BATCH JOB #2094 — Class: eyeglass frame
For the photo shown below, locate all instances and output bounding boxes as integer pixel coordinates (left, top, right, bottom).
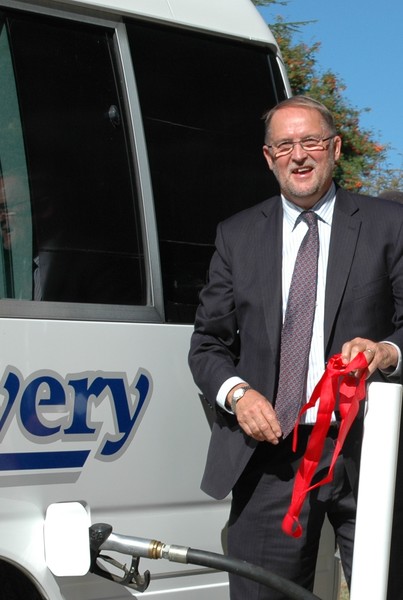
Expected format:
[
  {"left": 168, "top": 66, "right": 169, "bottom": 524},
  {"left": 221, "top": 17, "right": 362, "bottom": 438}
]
[{"left": 265, "top": 135, "right": 335, "bottom": 158}]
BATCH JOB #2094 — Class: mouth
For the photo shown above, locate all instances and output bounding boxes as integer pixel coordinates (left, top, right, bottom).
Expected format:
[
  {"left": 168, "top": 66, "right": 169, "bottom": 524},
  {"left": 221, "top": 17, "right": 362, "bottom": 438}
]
[{"left": 291, "top": 166, "right": 314, "bottom": 176}]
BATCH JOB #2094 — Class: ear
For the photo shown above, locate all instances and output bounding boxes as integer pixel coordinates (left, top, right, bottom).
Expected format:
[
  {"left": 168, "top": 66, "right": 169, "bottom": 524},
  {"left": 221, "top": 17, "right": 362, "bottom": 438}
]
[
  {"left": 333, "top": 136, "right": 342, "bottom": 161},
  {"left": 263, "top": 145, "right": 275, "bottom": 171}
]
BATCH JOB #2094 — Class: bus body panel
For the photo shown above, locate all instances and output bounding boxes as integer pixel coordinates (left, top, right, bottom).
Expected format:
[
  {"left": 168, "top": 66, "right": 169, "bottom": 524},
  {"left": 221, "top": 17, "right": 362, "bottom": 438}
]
[{"left": 0, "top": 318, "right": 230, "bottom": 597}]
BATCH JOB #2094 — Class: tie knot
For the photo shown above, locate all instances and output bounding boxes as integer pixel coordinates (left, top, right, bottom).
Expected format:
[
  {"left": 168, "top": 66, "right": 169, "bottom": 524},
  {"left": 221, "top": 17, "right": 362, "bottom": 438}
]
[{"left": 300, "top": 211, "right": 317, "bottom": 227}]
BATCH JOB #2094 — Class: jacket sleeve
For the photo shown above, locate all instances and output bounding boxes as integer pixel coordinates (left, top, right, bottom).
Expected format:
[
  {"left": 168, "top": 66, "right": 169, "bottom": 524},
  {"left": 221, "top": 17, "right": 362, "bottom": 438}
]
[{"left": 188, "top": 222, "right": 241, "bottom": 403}]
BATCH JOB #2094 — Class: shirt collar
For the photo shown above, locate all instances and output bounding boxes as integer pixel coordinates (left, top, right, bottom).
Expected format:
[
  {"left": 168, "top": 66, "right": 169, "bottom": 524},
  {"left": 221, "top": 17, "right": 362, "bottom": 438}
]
[{"left": 281, "top": 182, "right": 336, "bottom": 230}]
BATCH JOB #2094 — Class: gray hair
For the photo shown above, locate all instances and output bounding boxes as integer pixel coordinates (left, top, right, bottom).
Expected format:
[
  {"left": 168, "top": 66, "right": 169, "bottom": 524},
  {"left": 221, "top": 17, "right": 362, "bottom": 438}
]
[{"left": 263, "top": 96, "right": 337, "bottom": 144}]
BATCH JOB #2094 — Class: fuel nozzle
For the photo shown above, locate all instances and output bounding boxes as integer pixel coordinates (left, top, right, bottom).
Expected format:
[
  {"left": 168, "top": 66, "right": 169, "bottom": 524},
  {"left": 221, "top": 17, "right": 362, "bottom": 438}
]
[{"left": 89, "top": 523, "right": 152, "bottom": 592}]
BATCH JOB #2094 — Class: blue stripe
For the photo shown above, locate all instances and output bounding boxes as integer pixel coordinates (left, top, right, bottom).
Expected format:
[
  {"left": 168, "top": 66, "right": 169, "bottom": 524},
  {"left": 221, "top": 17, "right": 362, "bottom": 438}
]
[{"left": 0, "top": 451, "right": 90, "bottom": 471}]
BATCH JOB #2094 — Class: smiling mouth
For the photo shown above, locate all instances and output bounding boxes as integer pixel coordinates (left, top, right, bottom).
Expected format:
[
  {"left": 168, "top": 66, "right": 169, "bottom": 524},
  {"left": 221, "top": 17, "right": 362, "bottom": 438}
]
[{"left": 292, "top": 166, "right": 314, "bottom": 175}]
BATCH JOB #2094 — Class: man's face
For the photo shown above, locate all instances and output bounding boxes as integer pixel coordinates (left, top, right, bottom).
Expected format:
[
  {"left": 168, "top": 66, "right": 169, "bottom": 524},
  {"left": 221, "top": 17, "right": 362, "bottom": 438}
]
[{"left": 263, "top": 106, "right": 342, "bottom": 209}]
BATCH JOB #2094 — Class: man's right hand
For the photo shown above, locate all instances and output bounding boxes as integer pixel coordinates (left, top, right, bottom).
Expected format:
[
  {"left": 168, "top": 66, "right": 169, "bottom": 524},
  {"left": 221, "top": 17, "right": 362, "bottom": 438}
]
[{"left": 228, "top": 387, "right": 283, "bottom": 444}]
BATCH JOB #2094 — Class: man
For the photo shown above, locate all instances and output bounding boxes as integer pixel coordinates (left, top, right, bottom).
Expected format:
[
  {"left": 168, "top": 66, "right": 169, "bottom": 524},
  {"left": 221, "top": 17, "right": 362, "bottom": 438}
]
[{"left": 188, "top": 95, "right": 403, "bottom": 599}]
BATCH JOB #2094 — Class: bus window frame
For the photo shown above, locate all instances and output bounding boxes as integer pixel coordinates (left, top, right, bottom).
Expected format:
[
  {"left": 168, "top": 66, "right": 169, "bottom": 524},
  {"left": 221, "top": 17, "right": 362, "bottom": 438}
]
[{"left": 0, "top": 6, "right": 165, "bottom": 324}]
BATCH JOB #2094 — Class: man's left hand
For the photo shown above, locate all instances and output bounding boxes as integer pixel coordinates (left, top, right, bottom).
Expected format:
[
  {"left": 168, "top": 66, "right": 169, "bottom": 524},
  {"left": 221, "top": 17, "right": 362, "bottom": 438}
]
[{"left": 341, "top": 337, "right": 398, "bottom": 377}]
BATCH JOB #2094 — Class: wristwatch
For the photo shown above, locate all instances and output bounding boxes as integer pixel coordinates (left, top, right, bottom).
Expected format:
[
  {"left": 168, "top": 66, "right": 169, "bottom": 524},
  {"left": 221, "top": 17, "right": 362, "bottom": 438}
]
[{"left": 230, "top": 385, "right": 251, "bottom": 413}]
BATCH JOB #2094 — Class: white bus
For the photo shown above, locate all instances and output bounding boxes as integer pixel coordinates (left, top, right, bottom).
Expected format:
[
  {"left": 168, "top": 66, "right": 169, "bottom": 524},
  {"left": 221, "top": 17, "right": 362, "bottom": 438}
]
[{"left": 0, "top": 0, "right": 338, "bottom": 598}]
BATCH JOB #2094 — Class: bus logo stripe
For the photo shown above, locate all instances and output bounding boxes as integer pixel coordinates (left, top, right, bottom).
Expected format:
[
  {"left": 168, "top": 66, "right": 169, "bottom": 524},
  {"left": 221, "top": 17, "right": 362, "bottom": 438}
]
[{"left": 0, "top": 451, "right": 90, "bottom": 471}]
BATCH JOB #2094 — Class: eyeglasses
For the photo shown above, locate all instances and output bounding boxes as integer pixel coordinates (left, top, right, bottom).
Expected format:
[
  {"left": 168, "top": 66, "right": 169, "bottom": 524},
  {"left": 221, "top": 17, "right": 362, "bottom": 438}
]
[{"left": 266, "top": 136, "right": 335, "bottom": 158}]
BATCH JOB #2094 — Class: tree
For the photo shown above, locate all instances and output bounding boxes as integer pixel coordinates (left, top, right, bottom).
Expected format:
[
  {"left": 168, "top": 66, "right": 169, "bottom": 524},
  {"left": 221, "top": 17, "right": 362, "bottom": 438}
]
[{"left": 252, "top": 0, "right": 403, "bottom": 195}]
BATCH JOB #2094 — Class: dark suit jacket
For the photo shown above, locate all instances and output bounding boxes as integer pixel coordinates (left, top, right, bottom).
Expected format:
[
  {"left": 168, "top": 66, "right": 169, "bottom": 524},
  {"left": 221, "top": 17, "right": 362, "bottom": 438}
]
[{"left": 189, "top": 186, "right": 403, "bottom": 500}]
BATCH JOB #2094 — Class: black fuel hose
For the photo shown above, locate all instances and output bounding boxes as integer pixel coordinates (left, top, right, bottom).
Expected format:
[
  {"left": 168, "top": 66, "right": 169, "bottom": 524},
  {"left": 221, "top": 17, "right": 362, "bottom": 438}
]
[
  {"left": 186, "top": 547, "right": 321, "bottom": 600},
  {"left": 90, "top": 524, "right": 323, "bottom": 600}
]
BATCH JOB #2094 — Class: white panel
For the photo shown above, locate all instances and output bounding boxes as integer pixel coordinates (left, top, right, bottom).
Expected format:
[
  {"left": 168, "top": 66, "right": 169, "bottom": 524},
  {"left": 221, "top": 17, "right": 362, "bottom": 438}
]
[
  {"left": 351, "top": 382, "right": 402, "bottom": 600},
  {"left": 45, "top": 502, "right": 91, "bottom": 576}
]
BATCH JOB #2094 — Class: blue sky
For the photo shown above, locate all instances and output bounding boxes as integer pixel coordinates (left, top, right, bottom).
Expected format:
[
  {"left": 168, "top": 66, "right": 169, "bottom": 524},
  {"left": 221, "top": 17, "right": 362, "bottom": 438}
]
[{"left": 257, "top": 1, "right": 403, "bottom": 171}]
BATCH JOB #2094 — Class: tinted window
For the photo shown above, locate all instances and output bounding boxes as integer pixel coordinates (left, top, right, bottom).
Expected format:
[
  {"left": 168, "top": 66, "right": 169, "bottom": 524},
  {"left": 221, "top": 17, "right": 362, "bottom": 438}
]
[
  {"left": 0, "top": 13, "right": 146, "bottom": 307},
  {"left": 127, "top": 22, "right": 285, "bottom": 323}
]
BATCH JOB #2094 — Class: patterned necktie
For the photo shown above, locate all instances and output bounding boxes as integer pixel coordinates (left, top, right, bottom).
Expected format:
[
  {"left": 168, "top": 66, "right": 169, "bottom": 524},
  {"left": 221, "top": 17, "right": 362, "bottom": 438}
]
[{"left": 275, "top": 211, "right": 319, "bottom": 438}]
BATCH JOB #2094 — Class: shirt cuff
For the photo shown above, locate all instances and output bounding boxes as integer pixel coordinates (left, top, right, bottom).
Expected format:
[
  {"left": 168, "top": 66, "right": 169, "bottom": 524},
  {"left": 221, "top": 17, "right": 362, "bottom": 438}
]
[
  {"left": 216, "top": 376, "right": 247, "bottom": 412},
  {"left": 380, "top": 341, "right": 402, "bottom": 377}
]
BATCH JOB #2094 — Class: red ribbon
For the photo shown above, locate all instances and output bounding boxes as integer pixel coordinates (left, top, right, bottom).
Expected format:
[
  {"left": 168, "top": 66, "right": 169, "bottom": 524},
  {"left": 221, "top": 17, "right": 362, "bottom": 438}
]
[{"left": 282, "top": 352, "right": 368, "bottom": 538}]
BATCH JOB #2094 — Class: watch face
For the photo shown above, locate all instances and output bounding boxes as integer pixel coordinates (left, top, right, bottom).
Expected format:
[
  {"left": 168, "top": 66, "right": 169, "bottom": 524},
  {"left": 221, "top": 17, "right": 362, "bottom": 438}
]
[
  {"left": 233, "top": 389, "right": 245, "bottom": 401},
  {"left": 231, "top": 386, "right": 250, "bottom": 412}
]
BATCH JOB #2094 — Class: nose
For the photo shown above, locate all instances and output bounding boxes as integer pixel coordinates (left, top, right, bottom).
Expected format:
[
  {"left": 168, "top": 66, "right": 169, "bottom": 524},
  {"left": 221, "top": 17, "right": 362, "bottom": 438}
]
[{"left": 290, "top": 141, "right": 308, "bottom": 160}]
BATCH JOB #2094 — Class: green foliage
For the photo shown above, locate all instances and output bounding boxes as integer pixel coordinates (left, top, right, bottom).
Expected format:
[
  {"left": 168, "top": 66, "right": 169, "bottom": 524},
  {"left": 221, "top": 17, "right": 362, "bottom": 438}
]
[{"left": 252, "top": 0, "right": 403, "bottom": 195}]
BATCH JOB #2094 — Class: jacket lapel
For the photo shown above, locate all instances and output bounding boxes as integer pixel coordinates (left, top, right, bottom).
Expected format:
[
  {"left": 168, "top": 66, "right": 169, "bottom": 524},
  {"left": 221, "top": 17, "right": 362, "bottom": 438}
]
[
  {"left": 324, "top": 188, "right": 361, "bottom": 351},
  {"left": 257, "top": 197, "right": 283, "bottom": 360}
]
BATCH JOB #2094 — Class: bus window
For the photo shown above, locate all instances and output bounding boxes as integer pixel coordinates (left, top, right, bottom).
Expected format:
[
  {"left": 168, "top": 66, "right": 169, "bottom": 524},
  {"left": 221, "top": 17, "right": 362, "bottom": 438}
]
[
  {"left": 127, "top": 21, "right": 285, "bottom": 323},
  {"left": 0, "top": 12, "right": 146, "bottom": 307},
  {"left": 0, "top": 19, "right": 32, "bottom": 300}
]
